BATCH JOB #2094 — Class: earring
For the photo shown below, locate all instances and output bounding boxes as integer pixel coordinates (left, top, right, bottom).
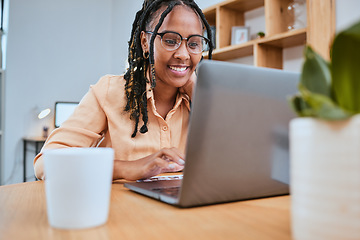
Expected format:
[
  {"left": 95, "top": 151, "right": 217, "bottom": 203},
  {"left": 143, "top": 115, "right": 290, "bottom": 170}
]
[{"left": 143, "top": 51, "right": 149, "bottom": 59}]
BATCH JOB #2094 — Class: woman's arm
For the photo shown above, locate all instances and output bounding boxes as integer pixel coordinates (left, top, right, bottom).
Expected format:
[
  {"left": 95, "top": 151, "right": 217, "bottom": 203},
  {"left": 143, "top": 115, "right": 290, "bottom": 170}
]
[{"left": 113, "top": 147, "right": 185, "bottom": 181}]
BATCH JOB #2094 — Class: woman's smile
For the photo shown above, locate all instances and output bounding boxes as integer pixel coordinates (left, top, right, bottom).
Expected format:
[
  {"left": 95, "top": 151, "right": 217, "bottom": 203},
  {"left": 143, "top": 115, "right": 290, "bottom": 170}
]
[{"left": 168, "top": 65, "right": 190, "bottom": 77}]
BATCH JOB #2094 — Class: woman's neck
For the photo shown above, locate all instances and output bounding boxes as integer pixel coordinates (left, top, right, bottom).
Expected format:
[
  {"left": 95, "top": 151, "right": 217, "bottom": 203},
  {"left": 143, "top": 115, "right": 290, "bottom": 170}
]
[{"left": 153, "top": 82, "right": 178, "bottom": 119}]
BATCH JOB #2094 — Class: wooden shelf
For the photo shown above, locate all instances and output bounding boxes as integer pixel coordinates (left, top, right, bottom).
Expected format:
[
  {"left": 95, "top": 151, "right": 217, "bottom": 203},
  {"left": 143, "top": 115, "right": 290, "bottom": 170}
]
[
  {"left": 257, "top": 28, "right": 307, "bottom": 48},
  {"left": 205, "top": 40, "right": 254, "bottom": 60},
  {"left": 203, "top": 0, "right": 264, "bottom": 14},
  {"left": 202, "top": 0, "right": 335, "bottom": 69},
  {"left": 203, "top": 8, "right": 216, "bottom": 25},
  {"left": 204, "top": 28, "right": 306, "bottom": 61}
]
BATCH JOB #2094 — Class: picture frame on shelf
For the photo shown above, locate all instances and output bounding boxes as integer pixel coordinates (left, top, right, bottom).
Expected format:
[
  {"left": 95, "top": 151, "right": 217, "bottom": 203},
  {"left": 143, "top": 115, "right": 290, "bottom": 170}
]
[{"left": 231, "top": 26, "right": 249, "bottom": 45}]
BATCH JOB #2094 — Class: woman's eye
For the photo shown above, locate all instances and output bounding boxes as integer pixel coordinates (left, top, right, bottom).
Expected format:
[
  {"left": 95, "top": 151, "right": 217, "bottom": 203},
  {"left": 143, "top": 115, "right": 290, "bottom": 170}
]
[
  {"left": 164, "top": 39, "right": 177, "bottom": 45},
  {"left": 188, "top": 42, "right": 200, "bottom": 48}
]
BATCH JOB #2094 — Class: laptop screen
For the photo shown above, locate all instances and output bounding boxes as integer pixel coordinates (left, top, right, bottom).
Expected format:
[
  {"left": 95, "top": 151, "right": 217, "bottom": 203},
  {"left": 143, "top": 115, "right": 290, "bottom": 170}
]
[{"left": 54, "top": 101, "right": 79, "bottom": 128}]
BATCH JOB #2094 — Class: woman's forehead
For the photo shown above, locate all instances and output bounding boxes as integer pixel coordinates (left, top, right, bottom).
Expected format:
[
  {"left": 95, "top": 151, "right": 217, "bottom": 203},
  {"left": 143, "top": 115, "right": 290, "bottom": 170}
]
[{"left": 147, "top": 5, "right": 203, "bottom": 32}]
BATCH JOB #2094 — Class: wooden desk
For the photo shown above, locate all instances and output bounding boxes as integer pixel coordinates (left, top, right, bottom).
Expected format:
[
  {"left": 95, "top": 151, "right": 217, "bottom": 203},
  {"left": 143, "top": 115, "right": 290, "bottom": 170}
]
[{"left": 0, "top": 181, "right": 291, "bottom": 240}]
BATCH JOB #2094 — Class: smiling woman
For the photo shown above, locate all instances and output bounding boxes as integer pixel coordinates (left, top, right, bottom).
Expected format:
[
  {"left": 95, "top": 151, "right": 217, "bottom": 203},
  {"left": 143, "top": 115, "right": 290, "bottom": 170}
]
[
  {"left": 33, "top": 0, "right": 214, "bottom": 182},
  {"left": 125, "top": 0, "right": 213, "bottom": 137}
]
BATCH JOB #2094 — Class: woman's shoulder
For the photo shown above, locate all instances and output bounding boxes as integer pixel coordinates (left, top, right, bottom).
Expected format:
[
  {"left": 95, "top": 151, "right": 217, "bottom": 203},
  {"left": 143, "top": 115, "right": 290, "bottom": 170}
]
[
  {"left": 91, "top": 74, "right": 127, "bottom": 106},
  {"left": 93, "top": 74, "right": 126, "bottom": 89},
  {"left": 92, "top": 74, "right": 126, "bottom": 95}
]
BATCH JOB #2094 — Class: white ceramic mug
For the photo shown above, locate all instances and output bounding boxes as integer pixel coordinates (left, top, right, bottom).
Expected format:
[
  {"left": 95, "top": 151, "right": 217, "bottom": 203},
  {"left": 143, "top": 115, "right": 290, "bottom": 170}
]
[{"left": 43, "top": 147, "right": 114, "bottom": 229}]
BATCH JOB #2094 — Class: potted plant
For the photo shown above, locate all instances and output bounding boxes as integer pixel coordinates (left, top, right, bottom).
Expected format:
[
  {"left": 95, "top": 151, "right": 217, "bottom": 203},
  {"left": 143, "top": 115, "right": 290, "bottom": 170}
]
[
  {"left": 256, "top": 31, "right": 265, "bottom": 39},
  {"left": 289, "top": 20, "right": 360, "bottom": 239}
]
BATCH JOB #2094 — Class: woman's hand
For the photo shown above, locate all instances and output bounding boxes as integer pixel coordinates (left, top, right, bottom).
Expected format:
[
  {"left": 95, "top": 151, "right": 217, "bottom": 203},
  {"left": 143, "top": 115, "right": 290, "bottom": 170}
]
[
  {"left": 113, "top": 147, "right": 185, "bottom": 181},
  {"left": 179, "top": 71, "right": 197, "bottom": 99}
]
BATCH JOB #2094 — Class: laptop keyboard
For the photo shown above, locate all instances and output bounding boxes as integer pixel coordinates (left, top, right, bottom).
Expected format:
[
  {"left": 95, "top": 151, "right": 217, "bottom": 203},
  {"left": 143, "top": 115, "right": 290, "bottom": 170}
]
[
  {"left": 135, "top": 175, "right": 183, "bottom": 198},
  {"left": 136, "top": 174, "right": 183, "bottom": 182},
  {"left": 151, "top": 186, "right": 180, "bottom": 198}
]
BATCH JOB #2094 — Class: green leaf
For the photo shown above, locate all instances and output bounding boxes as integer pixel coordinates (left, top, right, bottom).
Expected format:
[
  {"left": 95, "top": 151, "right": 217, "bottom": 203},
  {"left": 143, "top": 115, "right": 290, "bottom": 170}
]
[
  {"left": 289, "top": 94, "right": 314, "bottom": 117},
  {"left": 332, "top": 21, "right": 360, "bottom": 113},
  {"left": 301, "top": 46, "right": 332, "bottom": 97},
  {"left": 298, "top": 83, "right": 350, "bottom": 120}
]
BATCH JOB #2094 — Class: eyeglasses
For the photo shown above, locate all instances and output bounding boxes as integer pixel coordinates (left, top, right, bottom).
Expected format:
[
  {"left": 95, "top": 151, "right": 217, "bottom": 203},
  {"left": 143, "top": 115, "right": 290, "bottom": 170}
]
[{"left": 145, "top": 31, "right": 210, "bottom": 54}]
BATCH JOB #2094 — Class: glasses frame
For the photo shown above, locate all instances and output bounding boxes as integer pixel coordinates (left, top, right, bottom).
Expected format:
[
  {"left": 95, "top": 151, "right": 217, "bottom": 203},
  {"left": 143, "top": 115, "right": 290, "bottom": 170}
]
[{"left": 145, "top": 30, "right": 210, "bottom": 54}]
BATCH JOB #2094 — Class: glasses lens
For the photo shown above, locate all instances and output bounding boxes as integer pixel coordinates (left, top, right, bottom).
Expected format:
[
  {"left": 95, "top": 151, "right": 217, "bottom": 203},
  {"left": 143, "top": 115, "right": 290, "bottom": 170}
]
[
  {"left": 161, "top": 32, "right": 181, "bottom": 51},
  {"left": 160, "top": 32, "right": 208, "bottom": 54},
  {"left": 187, "top": 36, "right": 207, "bottom": 54}
]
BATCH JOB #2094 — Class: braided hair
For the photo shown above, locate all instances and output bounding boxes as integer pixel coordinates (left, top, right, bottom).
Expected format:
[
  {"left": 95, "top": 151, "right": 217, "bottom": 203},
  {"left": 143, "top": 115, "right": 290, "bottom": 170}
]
[{"left": 124, "top": 0, "right": 214, "bottom": 137}]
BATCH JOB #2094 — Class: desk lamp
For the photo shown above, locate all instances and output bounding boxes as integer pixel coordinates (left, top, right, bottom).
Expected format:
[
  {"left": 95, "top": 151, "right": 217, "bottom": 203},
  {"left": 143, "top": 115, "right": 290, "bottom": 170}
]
[{"left": 37, "top": 108, "right": 51, "bottom": 138}]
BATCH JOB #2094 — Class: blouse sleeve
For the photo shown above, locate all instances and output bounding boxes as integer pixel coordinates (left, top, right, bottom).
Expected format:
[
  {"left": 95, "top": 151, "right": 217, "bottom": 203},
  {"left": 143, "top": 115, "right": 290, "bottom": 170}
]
[{"left": 33, "top": 75, "right": 111, "bottom": 179}]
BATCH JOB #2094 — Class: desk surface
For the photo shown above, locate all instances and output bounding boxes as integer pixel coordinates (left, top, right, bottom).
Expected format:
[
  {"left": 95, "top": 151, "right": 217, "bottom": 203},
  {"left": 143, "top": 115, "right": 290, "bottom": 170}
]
[
  {"left": 0, "top": 180, "right": 291, "bottom": 240},
  {"left": 23, "top": 136, "right": 47, "bottom": 142}
]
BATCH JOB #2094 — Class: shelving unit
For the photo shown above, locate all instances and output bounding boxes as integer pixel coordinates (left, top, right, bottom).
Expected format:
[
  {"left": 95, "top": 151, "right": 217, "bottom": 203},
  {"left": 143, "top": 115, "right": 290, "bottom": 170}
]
[{"left": 203, "top": 0, "right": 335, "bottom": 69}]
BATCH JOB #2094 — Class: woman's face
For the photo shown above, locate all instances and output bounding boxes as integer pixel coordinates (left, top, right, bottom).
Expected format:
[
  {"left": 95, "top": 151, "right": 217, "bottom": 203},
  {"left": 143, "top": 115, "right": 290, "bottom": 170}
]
[{"left": 142, "top": 5, "right": 203, "bottom": 89}]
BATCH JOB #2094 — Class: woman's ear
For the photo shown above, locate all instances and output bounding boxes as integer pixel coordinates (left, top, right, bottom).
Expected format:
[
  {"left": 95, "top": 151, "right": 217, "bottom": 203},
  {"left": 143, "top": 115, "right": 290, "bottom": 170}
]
[{"left": 140, "top": 31, "right": 150, "bottom": 53}]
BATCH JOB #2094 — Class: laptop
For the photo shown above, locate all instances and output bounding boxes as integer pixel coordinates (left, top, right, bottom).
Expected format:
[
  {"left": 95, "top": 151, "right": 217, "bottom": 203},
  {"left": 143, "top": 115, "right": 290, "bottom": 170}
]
[{"left": 124, "top": 60, "right": 299, "bottom": 208}]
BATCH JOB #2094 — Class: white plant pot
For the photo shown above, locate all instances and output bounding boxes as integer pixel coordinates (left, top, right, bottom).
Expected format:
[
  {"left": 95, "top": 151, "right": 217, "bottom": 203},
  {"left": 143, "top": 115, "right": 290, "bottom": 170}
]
[{"left": 290, "top": 116, "right": 360, "bottom": 240}]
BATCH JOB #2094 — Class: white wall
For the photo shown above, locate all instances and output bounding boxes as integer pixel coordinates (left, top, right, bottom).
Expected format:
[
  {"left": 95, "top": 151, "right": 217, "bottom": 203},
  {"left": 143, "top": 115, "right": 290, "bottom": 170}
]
[
  {"left": 196, "top": 0, "right": 222, "bottom": 9},
  {"left": 336, "top": 0, "right": 360, "bottom": 32},
  {"left": 1, "top": 0, "right": 360, "bottom": 185}
]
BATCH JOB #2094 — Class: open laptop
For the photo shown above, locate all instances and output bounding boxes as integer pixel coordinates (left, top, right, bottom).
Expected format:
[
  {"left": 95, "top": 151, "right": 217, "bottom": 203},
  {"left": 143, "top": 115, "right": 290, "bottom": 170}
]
[{"left": 124, "top": 60, "right": 299, "bottom": 208}]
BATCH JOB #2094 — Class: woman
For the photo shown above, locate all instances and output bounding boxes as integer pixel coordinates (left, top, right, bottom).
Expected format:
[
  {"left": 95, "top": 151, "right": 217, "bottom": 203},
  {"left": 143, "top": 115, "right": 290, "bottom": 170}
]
[{"left": 33, "top": 0, "right": 214, "bottom": 181}]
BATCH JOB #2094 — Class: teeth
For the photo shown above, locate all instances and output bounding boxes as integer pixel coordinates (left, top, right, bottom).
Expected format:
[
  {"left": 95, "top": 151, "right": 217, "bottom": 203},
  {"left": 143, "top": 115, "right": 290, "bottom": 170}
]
[{"left": 169, "top": 66, "right": 187, "bottom": 72}]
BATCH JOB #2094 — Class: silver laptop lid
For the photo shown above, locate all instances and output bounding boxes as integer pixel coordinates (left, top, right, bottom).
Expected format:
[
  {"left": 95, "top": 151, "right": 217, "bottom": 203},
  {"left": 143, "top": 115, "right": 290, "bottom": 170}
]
[{"left": 178, "top": 60, "right": 299, "bottom": 207}]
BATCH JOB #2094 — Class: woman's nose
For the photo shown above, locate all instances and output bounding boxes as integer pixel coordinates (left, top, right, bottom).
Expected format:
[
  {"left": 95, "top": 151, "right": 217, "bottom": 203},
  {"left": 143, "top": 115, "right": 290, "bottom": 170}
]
[{"left": 173, "top": 41, "right": 190, "bottom": 60}]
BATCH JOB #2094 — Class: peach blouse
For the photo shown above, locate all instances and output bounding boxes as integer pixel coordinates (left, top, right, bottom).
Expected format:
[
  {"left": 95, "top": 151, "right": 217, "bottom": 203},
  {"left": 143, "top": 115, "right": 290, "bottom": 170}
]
[{"left": 33, "top": 75, "right": 191, "bottom": 179}]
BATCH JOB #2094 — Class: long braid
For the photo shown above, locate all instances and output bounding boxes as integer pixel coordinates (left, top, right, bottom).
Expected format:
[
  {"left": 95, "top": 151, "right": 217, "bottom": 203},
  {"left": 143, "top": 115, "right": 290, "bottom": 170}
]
[
  {"left": 124, "top": 0, "right": 214, "bottom": 138},
  {"left": 124, "top": 2, "right": 153, "bottom": 137},
  {"left": 135, "top": 0, "right": 169, "bottom": 135}
]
